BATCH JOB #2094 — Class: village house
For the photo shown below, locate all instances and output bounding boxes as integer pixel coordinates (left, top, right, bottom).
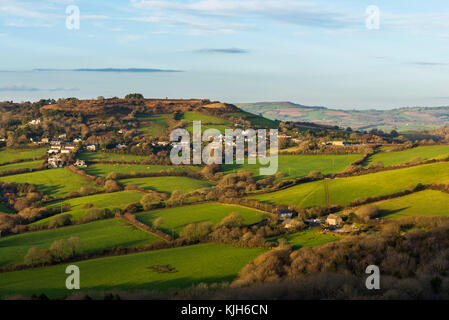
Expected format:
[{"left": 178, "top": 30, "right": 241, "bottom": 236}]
[
  {"left": 118, "top": 129, "right": 128, "bottom": 134},
  {"left": 47, "top": 155, "right": 63, "bottom": 168},
  {"left": 58, "top": 133, "right": 67, "bottom": 139},
  {"left": 50, "top": 140, "right": 61, "bottom": 146},
  {"left": 28, "top": 119, "right": 41, "bottom": 125},
  {"left": 326, "top": 214, "right": 343, "bottom": 226},
  {"left": 276, "top": 209, "right": 293, "bottom": 221},
  {"left": 86, "top": 144, "right": 97, "bottom": 151},
  {"left": 73, "top": 138, "right": 82, "bottom": 144},
  {"left": 40, "top": 138, "right": 49, "bottom": 144},
  {"left": 74, "top": 159, "right": 87, "bottom": 167},
  {"left": 116, "top": 143, "right": 127, "bottom": 149},
  {"left": 304, "top": 218, "right": 323, "bottom": 226}
]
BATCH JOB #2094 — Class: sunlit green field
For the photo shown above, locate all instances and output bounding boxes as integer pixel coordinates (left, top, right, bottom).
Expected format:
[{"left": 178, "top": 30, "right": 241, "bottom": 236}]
[
  {"left": 182, "top": 112, "right": 230, "bottom": 125},
  {"left": 0, "top": 160, "right": 43, "bottom": 173},
  {"left": 81, "top": 163, "right": 201, "bottom": 177},
  {"left": 34, "top": 190, "right": 145, "bottom": 224},
  {"left": 366, "top": 145, "right": 449, "bottom": 167},
  {"left": 185, "top": 124, "right": 230, "bottom": 134},
  {"left": 222, "top": 154, "right": 361, "bottom": 180},
  {"left": 0, "top": 168, "right": 102, "bottom": 199},
  {"left": 0, "top": 218, "right": 160, "bottom": 267},
  {"left": 0, "top": 148, "right": 46, "bottom": 164},
  {"left": 78, "top": 152, "right": 149, "bottom": 162},
  {"left": 137, "top": 202, "right": 266, "bottom": 237},
  {"left": 249, "top": 162, "right": 449, "bottom": 207},
  {"left": 137, "top": 114, "right": 171, "bottom": 136},
  {"left": 372, "top": 190, "right": 449, "bottom": 219},
  {"left": 119, "top": 176, "right": 212, "bottom": 194},
  {"left": 274, "top": 228, "right": 340, "bottom": 249},
  {"left": 0, "top": 244, "right": 265, "bottom": 298}
]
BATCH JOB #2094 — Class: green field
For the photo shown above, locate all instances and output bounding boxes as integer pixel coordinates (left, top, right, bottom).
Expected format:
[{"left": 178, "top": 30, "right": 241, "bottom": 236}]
[
  {"left": 0, "top": 168, "right": 102, "bottom": 199},
  {"left": 372, "top": 190, "right": 449, "bottom": 220},
  {"left": 0, "top": 203, "right": 13, "bottom": 213},
  {"left": 249, "top": 162, "right": 449, "bottom": 207},
  {"left": 0, "top": 160, "right": 43, "bottom": 173},
  {"left": 0, "top": 219, "right": 161, "bottom": 267},
  {"left": 226, "top": 111, "right": 278, "bottom": 128},
  {"left": 182, "top": 112, "right": 230, "bottom": 125},
  {"left": 81, "top": 163, "right": 201, "bottom": 178},
  {"left": 137, "top": 203, "right": 266, "bottom": 237},
  {"left": 366, "top": 145, "right": 449, "bottom": 167},
  {"left": 222, "top": 154, "right": 361, "bottom": 180},
  {"left": 119, "top": 176, "right": 212, "bottom": 194},
  {"left": 0, "top": 148, "right": 46, "bottom": 164},
  {"left": 34, "top": 190, "right": 145, "bottom": 224},
  {"left": 275, "top": 229, "right": 340, "bottom": 249},
  {"left": 78, "top": 152, "right": 149, "bottom": 162},
  {"left": 137, "top": 114, "right": 171, "bottom": 136},
  {"left": 186, "top": 124, "right": 230, "bottom": 134},
  {"left": 0, "top": 244, "right": 265, "bottom": 298}
]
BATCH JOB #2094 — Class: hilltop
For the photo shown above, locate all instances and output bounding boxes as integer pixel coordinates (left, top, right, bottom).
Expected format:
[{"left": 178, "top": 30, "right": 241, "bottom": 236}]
[{"left": 237, "top": 101, "right": 449, "bottom": 132}]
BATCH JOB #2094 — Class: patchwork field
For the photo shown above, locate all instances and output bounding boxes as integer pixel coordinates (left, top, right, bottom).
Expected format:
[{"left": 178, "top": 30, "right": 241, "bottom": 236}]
[
  {"left": 34, "top": 190, "right": 145, "bottom": 224},
  {"left": 81, "top": 163, "right": 201, "bottom": 178},
  {"left": 222, "top": 154, "right": 361, "bottom": 180},
  {"left": 185, "top": 124, "right": 230, "bottom": 134},
  {"left": 119, "top": 176, "right": 212, "bottom": 194},
  {"left": 137, "top": 114, "right": 171, "bottom": 136},
  {"left": 249, "top": 162, "right": 449, "bottom": 207},
  {"left": 0, "top": 148, "right": 46, "bottom": 164},
  {"left": 0, "top": 219, "right": 161, "bottom": 267},
  {"left": 0, "top": 168, "right": 102, "bottom": 199},
  {"left": 371, "top": 190, "right": 449, "bottom": 220},
  {"left": 136, "top": 203, "right": 266, "bottom": 237},
  {"left": 78, "top": 152, "right": 149, "bottom": 162},
  {"left": 275, "top": 228, "right": 340, "bottom": 250},
  {"left": 0, "top": 244, "right": 265, "bottom": 298},
  {"left": 0, "top": 160, "right": 43, "bottom": 173},
  {"left": 365, "top": 145, "right": 449, "bottom": 167}
]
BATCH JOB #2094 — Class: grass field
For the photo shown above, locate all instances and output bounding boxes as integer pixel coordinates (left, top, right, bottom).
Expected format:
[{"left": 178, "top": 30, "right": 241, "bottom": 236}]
[
  {"left": 81, "top": 163, "right": 201, "bottom": 177},
  {"left": 119, "top": 176, "right": 212, "bottom": 194},
  {"left": 0, "top": 203, "right": 13, "bottom": 213},
  {"left": 274, "top": 228, "right": 340, "bottom": 249},
  {"left": 185, "top": 124, "right": 230, "bottom": 134},
  {"left": 370, "top": 190, "right": 449, "bottom": 220},
  {"left": 137, "top": 114, "right": 171, "bottom": 136},
  {"left": 78, "top": 152, "right": 149, "bottom": 162},
  {"left": 0, "top": 160, "right": 43, "bottom": 173},
  {"left": 222, "top": 154, "right": 361, "bottom": 180},
  {"left": 249, "top": 162, "right": 449, "bottom": 207},
  {"left": 0, "top": 219, "right": 161, "bottom": 267},
  {"left": 365, "top": 145, "right": 449, "bottom": 167},
  {"left": 0, "top": 168, "right": 102, "bottom": 199},
  {"left": 182, "top": 112, "right": 230, "bottom": 125},
  {"left": 0, "top": 148, "right": 46, "bottom": 164},
  {"left": 0, "top": 244, "right": 265, "bottom": 298},
  {"left": 34, "top": 190, "right": 145, "bottom": 224},
  {"left": 137, "top": 203, "right": 266, "bottom": 237}
]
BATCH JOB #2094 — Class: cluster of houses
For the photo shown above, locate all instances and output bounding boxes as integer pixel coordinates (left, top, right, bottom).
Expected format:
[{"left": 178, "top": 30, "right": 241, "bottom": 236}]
[{"left": 38, "top": 136, "right": 84, "bottom": 168}]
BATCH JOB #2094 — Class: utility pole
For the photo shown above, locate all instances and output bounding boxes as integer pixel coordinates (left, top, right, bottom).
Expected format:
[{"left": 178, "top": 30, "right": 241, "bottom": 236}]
[{"left": 324, "top": 178, "right": 330, "bottom": 207}]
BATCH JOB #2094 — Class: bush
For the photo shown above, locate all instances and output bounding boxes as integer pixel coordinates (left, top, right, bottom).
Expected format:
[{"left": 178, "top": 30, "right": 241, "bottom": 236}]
[
  {"left": 218, "top": 212, "right": 244, "bottom": 228},
  {"left": 355, "top": 206, "right": 379, "bottom": 222},
  {"left": 180, "top": 222, "right": 213, "bottom": 242},
  {"left": 48, "top": 214, "right": 73, "bottom": 228}
]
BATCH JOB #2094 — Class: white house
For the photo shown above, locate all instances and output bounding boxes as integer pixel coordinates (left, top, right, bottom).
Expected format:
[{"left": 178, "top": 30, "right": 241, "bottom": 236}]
[
  {"left": 28, "top": 119, "right": 41, "bottom": 125},
  {"left": 86, "top": 145, "right": 97, "bottom": 151}
]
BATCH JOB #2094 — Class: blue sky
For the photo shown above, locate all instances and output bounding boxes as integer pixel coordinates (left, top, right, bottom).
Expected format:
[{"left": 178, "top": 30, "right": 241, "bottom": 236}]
[{"left": 1, "top": 0, "right": 449, "bottom": 109}]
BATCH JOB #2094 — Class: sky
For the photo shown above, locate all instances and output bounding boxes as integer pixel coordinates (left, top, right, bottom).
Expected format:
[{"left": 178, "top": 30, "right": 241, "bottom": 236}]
[{"left": 1, "top": 0, "right": 449, "bottom": 109}]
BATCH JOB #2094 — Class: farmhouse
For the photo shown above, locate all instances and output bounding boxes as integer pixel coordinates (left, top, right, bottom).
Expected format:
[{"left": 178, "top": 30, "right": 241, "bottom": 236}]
[
  {"left": 74, "top": 159, "right": 87, "bottom": 167},
  {"left": 276, "top": 209, "right": 293, "bottom": 221},
  {"left": 326, "top": 214, "right": 343, "bottom": 226},
  {"left": 86, "top": 144, "right": 97, "bottom": 151},
  {"left": 28, "top": 119, "right": 41, "bottom": 125}
]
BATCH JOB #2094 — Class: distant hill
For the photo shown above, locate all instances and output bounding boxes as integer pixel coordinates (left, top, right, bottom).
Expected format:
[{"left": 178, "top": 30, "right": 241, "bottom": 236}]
[{"left": 237, "top": 102, "right": 449, "bottom": 132}]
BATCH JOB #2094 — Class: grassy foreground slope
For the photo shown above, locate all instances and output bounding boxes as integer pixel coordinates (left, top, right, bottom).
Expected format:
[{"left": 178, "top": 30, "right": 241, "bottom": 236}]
[
  {"left": 0, "top": 160, "right": 43, "bottom": 172},
  {"left": 0, "top": 244, "right": 265, "bottom": 298},
  {"left": 0, "top": 148, "right": 46, "bottom": 164},
  {"left": 119, "top": 176, "right": 212, "bottom": 194},
  {"left": 366, "top": 145, "right": 449, "bottom": 167},
  {"left": 82, "top": 163, "right": 200, "bottom": 177},
  {"left": 0, "top": 168, "right": 102, "bottom": 198},
  {"left": 34, "top": 190, "right": 144, "bottom": 224},
  {"left": 249, "top": 162, "right": 449, "bottom": 207},
  {"left": 137, "top": 203, "right": 266, "bottom": 237},
  {"left": 0, "top": 203, "right": 13, "bottom": 213},
  {"left": 137, "top": 114, "right": 171, "bottom": 136},
  {"left": 373, "top": 190, "right": 449, "bottom": 219},
  {"left": 0, "top": 219, "right": 161, "bottom": 267},
  {"left": 222, "top": 154, "right": 361, "bottom": 180}
]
